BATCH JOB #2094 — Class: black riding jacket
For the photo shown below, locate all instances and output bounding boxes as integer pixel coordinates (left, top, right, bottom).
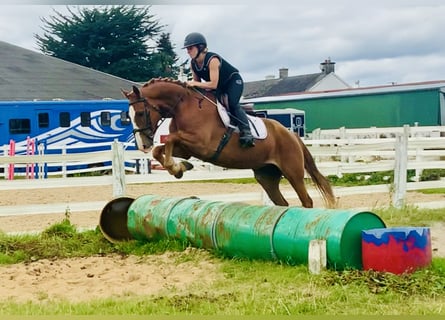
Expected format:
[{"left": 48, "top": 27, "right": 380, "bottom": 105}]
[{"left": 191, "top": 51, "right": 239, "bottom": 89}]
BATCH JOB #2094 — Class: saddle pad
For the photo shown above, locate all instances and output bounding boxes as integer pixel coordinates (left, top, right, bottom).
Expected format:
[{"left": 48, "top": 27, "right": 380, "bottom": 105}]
[{"left": 216, "top": 103, "right": 267, "bottom": 139}]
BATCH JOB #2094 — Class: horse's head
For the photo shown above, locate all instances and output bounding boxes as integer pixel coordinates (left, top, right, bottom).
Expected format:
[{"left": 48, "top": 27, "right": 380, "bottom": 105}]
[
  {"left": 122, "top": 78, "right": 204, "bottom": 152},
  {"left": 121, "top": 85, "right": 162, "bottom": 153}
]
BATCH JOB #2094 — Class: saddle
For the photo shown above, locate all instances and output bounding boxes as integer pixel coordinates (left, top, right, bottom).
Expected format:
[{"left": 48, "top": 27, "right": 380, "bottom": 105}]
[{"left": 216, "top": 94, "right": 267, "bottom": 140}]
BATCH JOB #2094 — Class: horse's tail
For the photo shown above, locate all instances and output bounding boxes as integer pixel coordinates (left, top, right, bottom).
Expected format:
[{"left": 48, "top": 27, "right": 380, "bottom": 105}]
[{"left": 298, "top": 136, "right": 337, "bottom": 208}]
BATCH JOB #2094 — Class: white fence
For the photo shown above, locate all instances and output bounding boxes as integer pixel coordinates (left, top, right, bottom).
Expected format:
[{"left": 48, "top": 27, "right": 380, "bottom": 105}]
[
  {"left": 1, "top": 125, "right": 444, "bottom": 208},
  {"left": 310, "top": 124, "right": 445, "bottom": 139},
  {"left": 305, "top": 125, "right": 445, "bottom": 207}
]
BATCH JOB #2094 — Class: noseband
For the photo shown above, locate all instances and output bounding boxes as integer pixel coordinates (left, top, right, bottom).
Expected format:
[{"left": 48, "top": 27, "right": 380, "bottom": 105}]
[{"left": 128, "top": 97, "right": 154, "bottom": 139}]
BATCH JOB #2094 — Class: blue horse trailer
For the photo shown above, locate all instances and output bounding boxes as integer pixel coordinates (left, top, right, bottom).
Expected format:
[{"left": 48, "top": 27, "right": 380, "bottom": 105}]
[
  {"left": 0, "top": 99, "right": 135, "bottom": 174},
  {"left": 254, "top": 108, "right": 306, "bottom": 137}
]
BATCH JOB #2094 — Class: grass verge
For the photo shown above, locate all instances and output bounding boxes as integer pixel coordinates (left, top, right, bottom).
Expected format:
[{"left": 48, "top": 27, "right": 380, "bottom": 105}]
[{"left": 0, "top": 204, "right": 444, "bottom": 315}]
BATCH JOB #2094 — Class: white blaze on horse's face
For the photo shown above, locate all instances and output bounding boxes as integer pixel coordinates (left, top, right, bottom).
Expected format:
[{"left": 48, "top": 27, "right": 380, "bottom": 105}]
[{"left": 129, "top": 105, "right": 153, "bottom": 153}]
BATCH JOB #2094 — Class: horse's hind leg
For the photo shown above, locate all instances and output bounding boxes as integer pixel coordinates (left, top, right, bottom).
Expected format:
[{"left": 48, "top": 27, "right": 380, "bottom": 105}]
[
  {"left": 253, "top": 165, "right": 288, "bottom": 206},
  {"left": 281, "top": 164, "right": 313, "bottom": 208}
]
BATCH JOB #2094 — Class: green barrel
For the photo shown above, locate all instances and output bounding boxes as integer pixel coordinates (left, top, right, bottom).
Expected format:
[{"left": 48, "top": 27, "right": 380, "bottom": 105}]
[
  {"left": 213, "top": 202, "right": 288, "bottom": 260},
  {"left": 99, "top": 196, "right": 135, "bottom": 242},
  {"left": 164, "top": 198, "right": 234, "bottom": 249},
  {"left": 273, "top": 208, "right": 386, "bottom": 269},
  {"left": 126, "top": 195, "right": 288, "bottom": 259},
  {"left": 100, "top": 194, "right": 386, "bottom": 270},
  {"left": 127, "top": 194, "right": 199, "bottom": 241}
]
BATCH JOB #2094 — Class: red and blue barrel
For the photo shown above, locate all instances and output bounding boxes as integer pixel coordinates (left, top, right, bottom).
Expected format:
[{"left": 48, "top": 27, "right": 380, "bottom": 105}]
[{"left": 362, "top": 227, "right": 432, "bottom": 274}]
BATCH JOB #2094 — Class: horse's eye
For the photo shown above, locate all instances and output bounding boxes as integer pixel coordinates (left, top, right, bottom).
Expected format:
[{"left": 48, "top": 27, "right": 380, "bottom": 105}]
[{"left": 136, "top": 111, "right": 145, "bottom": 117}]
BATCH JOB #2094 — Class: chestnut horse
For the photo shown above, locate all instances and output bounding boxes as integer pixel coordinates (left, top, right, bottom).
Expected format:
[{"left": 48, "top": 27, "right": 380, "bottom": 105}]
[{"left": 122, "top": 78, "right": 335, "bottom": 208}]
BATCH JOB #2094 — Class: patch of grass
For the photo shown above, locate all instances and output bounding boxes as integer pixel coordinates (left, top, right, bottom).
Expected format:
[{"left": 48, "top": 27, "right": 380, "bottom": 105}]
[
  {"left": 328, "top": 171, "right": 397, "bottom": 186},
  {"left": 420, "top": 169, "right": 445, "bottom": 181},
  {"left": 418, "top": 188, "right": 445, "bottom": 195},
  {"left": 374, "top": 206, "right": 445, "bottom": 226},
  {"left": 0, "top": 219, "right": 189, "bottom": 265},
  {"left": 1, "top": 257, "right": 443, "bottom": 315},
  {"left": 114, "top": 238, "right": 190, "bottom": 256},
  {"left": 320, "top": 264, "right": 445, "bottom": 297},
  {"left": 0, "top": 204, "right": 444, "bottom": 315}
]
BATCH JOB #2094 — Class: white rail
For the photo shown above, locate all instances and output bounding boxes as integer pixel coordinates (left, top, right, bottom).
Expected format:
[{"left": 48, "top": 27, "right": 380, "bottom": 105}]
[{"left": 1, "top": 125, "right": 444, "bottom": 210}]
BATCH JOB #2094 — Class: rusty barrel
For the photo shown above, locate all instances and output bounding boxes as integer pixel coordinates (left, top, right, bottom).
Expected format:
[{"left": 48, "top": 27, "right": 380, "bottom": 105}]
[{"left": 99, "top": 194, "right": 386, "bottom": 270}]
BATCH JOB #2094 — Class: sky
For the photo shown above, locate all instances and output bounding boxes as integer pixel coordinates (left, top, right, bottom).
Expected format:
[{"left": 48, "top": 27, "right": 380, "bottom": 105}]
[{"left": 1, "top": 1, "right": 445, "bottom": 87}]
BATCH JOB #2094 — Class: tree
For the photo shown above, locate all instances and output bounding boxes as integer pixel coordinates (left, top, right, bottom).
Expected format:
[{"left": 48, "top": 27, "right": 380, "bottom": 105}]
[
  {"left": 147, "top": 32, "right": 179, "bottom": 79},
  {"left": 35, "top": 5, "right": 179, "bottom": 82}
]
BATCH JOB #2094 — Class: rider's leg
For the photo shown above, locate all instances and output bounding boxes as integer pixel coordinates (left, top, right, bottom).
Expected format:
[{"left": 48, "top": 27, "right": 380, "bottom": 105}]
[
  {"left": 226, "top": 75, "right": 255, "bottom": 148},
  {"left": 232, "top": 106, "right": 255, "bottom": 148}
]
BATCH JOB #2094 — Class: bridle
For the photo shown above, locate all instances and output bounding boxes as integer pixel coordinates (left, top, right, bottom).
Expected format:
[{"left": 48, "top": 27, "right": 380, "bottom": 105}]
[
  {"left": 128, "top": 94, "right": 183, "bottom": 140},
  {"left": 128, "top": 97, "right": 156, "bottom": 139}
]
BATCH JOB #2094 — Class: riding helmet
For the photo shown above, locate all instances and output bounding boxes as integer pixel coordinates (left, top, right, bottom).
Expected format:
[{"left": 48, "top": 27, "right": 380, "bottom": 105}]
[{"left": 183, "top": 32, "right": 207, "bottom": 48}]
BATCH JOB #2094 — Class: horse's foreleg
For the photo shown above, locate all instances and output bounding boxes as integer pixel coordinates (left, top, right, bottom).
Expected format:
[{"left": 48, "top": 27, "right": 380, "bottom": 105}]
[
  {"left": 152, "top": 138, "right": 193, "bottom": 179},
  {"left": 152, "top": 145, "right": 166, "bottom": 167}
]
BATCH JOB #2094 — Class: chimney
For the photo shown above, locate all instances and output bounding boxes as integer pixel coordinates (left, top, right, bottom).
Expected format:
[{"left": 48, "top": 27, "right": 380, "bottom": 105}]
[
  {"left": 320, "top": 58, "right": 335, "bottom": 74},
  {"left": 279, "top": 68, "right": 288, "bottom": 79}
]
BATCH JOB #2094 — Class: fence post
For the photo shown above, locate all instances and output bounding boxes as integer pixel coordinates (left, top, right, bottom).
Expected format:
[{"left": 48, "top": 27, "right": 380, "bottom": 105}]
[
  {"left": 61, "top": 146, "right": 67, "bottom": 178},
  {"left": 392, "top": 125, "right": 409, "bottom": 208},
  {"left": 112, "top": 140, "right": 126, "bottom": 197},
  {"left": 1, "top": 145, "right": 7, "bottom": 179},
  {"left": 339, "top": 127, "right": 348, "bottom": 163},
  {"left": 414, "top": 145, "right": 423, "bottom": 182},
  {"left": 8, "top": 139, "right": 15, "bottom": 180},
  {"left": 308, "top": 239, "right": 327, "bottom": 274},
  {"left": 26, "top": 136, "right": 35, "bottom": 179},
  {"left": 311, "top": 128, "right": 321, "bottom": 162},
  {"left": 37, "top": 141, "right": 48, "bottom": 179}
]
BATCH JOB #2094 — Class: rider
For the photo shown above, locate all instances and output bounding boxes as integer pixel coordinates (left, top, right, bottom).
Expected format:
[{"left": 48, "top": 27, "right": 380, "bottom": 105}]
[{"left": 183, "top": 32, "right": 255, "bottom": 148}]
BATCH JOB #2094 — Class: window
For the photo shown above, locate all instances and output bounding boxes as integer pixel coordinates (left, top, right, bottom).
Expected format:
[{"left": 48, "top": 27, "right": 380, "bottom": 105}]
[
  {"left": 38, "top": 113, "right": 49, "bottom": 128},
  {"left": 9, "top": 119, "right": 31, "bottom": 134},
  {"left": 60, "top": 112, "right": 70, "bottom": 127},
  {"left": 100, "top": 112, "right": 111, "bottom": 126},
  {"left": 120, "top": 111, "right": 131, "bottom": 126},
  {"left": 80, "top": 112, "right": 91, "bottom": 127}
]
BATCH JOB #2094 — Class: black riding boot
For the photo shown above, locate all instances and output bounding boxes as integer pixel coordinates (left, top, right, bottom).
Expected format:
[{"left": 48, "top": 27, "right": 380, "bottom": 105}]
[{"left": 233, "top": 107, "right": 255, "bottom": 148}]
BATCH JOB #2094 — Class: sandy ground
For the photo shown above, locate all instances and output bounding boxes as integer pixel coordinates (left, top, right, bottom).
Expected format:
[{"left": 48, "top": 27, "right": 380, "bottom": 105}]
[{"left": 0, "top": 181, "right": 444, "bottom": 303}]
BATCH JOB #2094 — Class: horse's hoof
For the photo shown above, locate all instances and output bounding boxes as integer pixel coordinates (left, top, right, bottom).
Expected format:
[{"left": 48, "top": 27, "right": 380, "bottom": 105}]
[{"left": 181, "top": 161, "right": 194, "bottom": 171}]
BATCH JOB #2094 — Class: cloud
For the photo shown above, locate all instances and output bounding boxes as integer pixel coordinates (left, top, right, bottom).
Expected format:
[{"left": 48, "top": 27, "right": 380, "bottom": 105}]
[{"left": 1, "top": 2, "right": 445, "bottom": 87}]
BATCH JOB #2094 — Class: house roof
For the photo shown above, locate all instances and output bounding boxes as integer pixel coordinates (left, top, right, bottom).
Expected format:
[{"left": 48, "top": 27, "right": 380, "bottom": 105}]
[
  {"left": 243, "top": 79, "right": 445, "bottom": 104},
  {"left": 0, "top": 41, "right": 140, "bottom": 101},
  {"left": 243, "top": 73, "right": 326, "bottom": 99},
  {"left": 0, "top": 41, "right": 346, "bottom": 102}
]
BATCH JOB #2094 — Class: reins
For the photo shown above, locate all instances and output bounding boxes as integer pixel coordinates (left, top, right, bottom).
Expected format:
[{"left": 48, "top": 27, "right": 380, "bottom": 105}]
[
  {"left": 187, "top": 86, "right": 236, "bottom": 161},
  {"left": 130, "top": 80, "right": 235, "bottom": 161},
  {"left": 189, "top": 87, "right": 218, "bottom": 107},
  {"left": 188, "top": 86, "right": 247, "bottom": 128}
]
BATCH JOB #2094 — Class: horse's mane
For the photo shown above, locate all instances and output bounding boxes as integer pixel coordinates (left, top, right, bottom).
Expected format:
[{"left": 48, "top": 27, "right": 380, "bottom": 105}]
[
  {"left": 141, "top": 77, "right": 189, "bottom": 89},
  {"left": 140, "top": 77, "right": 214, "bottom": 102}
]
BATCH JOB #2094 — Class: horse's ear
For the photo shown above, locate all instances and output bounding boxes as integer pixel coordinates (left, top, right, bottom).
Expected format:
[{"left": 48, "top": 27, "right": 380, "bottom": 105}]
[
  {"left": 132, "top": 85, "right": 141, "bottom": 98},
  {"left": 121, "top": 88, "right": 130, "bottom": 98}
]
